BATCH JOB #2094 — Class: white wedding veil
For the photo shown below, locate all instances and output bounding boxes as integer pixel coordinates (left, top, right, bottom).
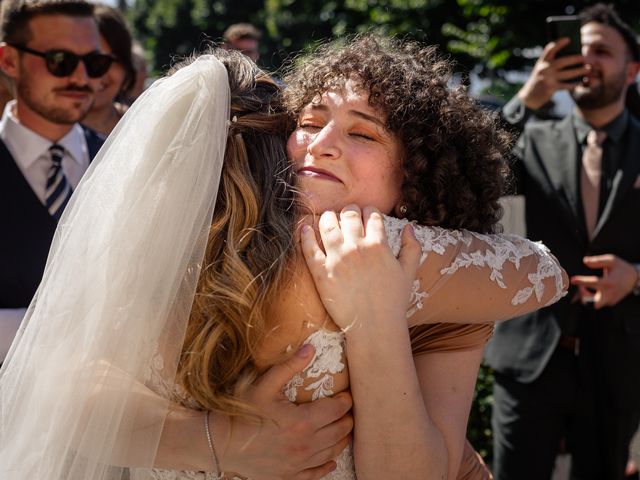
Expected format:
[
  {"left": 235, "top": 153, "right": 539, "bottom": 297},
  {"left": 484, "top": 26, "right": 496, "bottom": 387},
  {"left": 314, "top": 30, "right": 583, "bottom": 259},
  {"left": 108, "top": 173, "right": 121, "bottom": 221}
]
[{"left": 0, "top": 55, "right": 230, "bottom": 478}]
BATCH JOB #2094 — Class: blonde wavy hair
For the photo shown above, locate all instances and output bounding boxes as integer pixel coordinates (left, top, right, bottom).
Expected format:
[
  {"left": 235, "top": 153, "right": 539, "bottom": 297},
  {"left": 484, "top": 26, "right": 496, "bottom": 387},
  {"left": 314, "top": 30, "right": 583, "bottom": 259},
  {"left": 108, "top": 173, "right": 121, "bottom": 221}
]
[{"left": 175, "top": 49, "right": 298, "bottom": 417}]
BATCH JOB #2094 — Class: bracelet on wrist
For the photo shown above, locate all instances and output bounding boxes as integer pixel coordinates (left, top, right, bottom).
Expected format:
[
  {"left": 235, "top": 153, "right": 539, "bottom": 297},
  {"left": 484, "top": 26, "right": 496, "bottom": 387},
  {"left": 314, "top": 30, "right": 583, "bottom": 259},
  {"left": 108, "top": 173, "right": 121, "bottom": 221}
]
[{"left": 204, "top": 410, "right": 221, "bottom": 477}]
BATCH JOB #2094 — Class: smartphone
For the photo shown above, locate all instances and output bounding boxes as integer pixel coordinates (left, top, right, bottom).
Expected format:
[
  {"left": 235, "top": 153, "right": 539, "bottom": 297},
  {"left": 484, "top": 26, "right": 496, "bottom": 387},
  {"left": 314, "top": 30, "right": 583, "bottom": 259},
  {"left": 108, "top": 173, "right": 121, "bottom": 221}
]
[{"left": 546, "top": 15, "right": 582, "bottom": 57}]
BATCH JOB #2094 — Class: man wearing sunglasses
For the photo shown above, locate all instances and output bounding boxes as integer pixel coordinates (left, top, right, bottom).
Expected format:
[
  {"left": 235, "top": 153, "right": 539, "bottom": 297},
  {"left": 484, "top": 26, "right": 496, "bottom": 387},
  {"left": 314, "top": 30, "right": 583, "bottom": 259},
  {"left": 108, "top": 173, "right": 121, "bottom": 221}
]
[{"left": 0, "top": 0, "right": 105, "bottom": 364}]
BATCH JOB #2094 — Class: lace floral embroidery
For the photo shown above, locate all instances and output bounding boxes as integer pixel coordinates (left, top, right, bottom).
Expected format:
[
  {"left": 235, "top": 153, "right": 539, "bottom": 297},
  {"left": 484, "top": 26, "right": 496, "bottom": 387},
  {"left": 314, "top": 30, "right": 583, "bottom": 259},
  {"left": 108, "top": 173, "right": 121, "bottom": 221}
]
[
  {"left": 284, "top": 330, "right": 346, "bottom": 402},
  {"left": 323, "top": 445, "right": 356, "bottom": 480},
  {"left": 406, "top": 279, "right": 429, "bottom": 319},
  {"left": 282, "top": 330, "right": 356, "bottom": 479},
  {"left": 383, "top": 216, "right": 566, "bottom": 316}
]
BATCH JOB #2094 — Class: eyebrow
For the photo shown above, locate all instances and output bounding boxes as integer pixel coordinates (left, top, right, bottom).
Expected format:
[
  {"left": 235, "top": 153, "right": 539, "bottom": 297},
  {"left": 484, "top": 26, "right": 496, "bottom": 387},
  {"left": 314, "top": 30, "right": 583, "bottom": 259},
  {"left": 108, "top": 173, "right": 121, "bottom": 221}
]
[
  {"left": 588, "top": 41, "right": 613, "bottom": 50},
  {"left": 305, "top": 104, "right": 387, "bottom": 129}
]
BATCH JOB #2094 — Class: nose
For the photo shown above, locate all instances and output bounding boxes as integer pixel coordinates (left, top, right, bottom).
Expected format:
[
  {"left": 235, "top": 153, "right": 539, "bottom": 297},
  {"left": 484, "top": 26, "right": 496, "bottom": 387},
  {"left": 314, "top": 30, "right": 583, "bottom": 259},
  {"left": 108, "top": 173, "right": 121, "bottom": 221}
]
[
  {"left": 581, "top": 44, "right": 597, "bottom": 65},
  {"left": 306, "top": 123, "right": 340, "bottom": 159},
  {"left": 68, "top": 58, "right": 90, "bottom": 86}
]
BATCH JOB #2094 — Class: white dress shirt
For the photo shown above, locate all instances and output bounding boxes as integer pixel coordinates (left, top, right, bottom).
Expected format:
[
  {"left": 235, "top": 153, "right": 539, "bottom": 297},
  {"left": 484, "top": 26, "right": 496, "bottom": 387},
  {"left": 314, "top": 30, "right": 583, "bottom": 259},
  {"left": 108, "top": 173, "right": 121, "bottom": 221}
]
[
  {"left": 0, "top": 100, "right": 91, "bottom": 362},
  {"left": 0, "top": 100, "right": 90, "bottom": 201}
]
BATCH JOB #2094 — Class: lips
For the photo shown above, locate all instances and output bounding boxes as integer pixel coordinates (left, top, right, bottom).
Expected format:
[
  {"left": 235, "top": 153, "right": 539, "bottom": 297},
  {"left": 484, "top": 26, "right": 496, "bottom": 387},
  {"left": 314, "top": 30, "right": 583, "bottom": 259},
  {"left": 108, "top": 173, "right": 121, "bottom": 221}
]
[
  {"left": 581, "top": 70, "right": 602, "bottom": 86},
  {"left": 57, "top": 91, "right": 92, "bottom": 101},
  {"left": 296, "top": 166, "right": 342, "bottom": 183}
]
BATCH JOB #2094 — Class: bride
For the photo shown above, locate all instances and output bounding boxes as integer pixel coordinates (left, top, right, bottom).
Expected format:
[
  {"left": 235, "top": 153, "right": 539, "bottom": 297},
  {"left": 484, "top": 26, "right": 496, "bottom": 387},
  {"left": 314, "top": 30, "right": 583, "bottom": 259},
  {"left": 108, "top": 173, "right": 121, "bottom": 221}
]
[{"left": 0, "top": 41, "right": 566, "bottom": 479}]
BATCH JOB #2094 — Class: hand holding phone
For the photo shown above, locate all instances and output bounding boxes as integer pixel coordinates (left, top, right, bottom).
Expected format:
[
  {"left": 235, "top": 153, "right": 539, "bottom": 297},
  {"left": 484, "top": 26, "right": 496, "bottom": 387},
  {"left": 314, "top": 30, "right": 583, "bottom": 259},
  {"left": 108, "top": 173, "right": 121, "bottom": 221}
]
[{"left": 515, "top": 15, "right": 587, "bottom": 110}]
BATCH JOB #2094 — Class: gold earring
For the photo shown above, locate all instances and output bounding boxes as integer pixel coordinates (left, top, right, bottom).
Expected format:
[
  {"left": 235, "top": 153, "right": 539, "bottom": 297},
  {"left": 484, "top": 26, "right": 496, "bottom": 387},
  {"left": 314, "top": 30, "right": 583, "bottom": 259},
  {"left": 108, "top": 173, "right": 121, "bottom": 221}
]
[{"left": 399, "top": 204, "right": 408, "bottom": 215}]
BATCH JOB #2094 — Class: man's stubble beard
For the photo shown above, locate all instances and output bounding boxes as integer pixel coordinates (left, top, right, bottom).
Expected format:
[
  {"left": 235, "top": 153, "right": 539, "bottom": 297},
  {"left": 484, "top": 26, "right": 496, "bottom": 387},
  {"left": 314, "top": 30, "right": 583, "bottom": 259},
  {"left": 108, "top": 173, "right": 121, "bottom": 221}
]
[
  {"left": 17, "top": 76, "right": 94, "bottom": 125},
  {"left": 571, "top": 67, "right": 627, "bottom": 110}
]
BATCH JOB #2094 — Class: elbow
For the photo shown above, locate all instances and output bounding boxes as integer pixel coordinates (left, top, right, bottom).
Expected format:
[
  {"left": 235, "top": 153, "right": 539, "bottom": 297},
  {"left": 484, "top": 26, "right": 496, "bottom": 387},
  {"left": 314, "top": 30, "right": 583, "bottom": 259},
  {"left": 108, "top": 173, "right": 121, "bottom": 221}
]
[
  {"left": 560, "top": 266, "right": 569, "bottom": 294},
  {"left": 552, "top": 251, "right": 569, "bottom": 302},
  {"left": 542, "top": 250, "right": 569, "bottom": 306}
]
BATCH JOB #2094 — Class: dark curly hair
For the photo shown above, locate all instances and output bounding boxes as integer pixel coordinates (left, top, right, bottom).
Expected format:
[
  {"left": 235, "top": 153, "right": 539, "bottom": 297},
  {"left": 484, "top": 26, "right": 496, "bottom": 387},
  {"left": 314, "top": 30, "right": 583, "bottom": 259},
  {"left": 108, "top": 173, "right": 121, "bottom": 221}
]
[{"left": 283, "top": 34, "right": 512, "bottom": 233}]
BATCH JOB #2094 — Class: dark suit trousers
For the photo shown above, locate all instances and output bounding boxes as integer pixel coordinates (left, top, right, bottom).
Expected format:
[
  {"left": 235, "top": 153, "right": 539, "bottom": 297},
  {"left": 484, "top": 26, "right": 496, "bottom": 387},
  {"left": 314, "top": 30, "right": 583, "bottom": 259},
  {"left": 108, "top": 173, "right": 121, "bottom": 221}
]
[{"left": 492, "top": 314, "right": 640, "bottom": 480}]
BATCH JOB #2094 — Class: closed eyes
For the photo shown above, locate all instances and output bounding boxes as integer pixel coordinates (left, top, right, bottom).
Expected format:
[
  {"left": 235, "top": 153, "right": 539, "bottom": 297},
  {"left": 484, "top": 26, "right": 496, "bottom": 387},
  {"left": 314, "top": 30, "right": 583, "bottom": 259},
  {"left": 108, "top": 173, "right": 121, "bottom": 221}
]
[
  {"left": 298, "top": 122, "right": 377, "bottom": 142},
  {"left": 350, "top": 132, "right": 375, "bottom": 141},
  {"left": 299, "top": 123, "right": 322, "bottom": 130}
]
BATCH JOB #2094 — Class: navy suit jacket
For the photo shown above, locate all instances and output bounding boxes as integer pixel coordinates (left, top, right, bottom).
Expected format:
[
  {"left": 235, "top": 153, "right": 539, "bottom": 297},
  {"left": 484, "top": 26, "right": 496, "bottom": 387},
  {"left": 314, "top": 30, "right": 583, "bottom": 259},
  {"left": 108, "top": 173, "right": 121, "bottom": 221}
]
[{"left": 0, "top": 126, "right": 103, "bottom": 308}]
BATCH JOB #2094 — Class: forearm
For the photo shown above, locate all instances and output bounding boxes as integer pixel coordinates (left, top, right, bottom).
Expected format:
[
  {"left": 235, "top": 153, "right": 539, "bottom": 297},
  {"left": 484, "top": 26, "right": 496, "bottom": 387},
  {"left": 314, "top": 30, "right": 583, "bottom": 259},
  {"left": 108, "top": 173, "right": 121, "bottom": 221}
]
[
  {"left": 77, "top": 369, "right": 213, "bottom": 471},
  {"left": 82, "top": 391, "right": 228, "bottom": 473},
  {"left": 414, "top": 348, "right": 484, "bottom": 480},
  {"left": 346, "top": 320, "right": 448, "bottom": 480},
  {"left": 154, "top": 403, "right": 213, "bottom": 471}
]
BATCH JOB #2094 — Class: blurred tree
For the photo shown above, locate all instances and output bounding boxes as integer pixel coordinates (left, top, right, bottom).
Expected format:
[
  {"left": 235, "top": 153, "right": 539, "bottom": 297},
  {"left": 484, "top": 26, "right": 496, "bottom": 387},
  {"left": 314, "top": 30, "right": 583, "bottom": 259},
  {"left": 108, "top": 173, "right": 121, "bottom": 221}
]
[
  {"left": 261, "top": 0, "right": 475, "bottom": 72},
  {"left": 128, "top": 0, "right": 639, "bottom": 81},
  {"left": 443, "top": 0, "right": 639, "bottom": 84},
  {"left": 467, "top": 363, "right": 494, "bottom": 462},
  {"left": 128, "top": 0, "right": 264, "bottom": 73}
]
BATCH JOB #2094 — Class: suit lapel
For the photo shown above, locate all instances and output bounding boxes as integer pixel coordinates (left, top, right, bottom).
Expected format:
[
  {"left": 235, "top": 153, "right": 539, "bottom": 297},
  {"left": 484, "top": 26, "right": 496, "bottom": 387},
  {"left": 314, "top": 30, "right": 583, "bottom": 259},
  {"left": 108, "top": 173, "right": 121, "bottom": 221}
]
[
  {"left": 592, "top": 119, "right": 640, "bottom": 240},
  {"left": 538, "top": 116, "right": 585, "bottom": 239}
]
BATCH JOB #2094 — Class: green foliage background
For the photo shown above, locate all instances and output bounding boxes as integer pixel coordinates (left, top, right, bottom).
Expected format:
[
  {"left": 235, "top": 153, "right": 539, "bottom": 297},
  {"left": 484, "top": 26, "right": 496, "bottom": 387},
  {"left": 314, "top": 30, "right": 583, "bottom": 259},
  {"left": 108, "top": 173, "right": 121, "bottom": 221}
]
[
  {"left": 468, "top": 363, "right": 495, "bottom": 462},
  {"left": 124, "top": 0, "right": 640, "bottom": 462},
  {"left": 128, "top": 0, "right": 640, "bottom": 101}
]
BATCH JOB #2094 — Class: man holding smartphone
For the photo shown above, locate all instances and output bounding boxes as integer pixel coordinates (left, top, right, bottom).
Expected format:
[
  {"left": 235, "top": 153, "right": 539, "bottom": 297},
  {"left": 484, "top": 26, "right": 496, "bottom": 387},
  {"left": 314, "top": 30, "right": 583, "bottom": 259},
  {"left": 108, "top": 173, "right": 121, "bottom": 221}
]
[{"left": 485, "top": 4, "right": 640, "bottom": 479}]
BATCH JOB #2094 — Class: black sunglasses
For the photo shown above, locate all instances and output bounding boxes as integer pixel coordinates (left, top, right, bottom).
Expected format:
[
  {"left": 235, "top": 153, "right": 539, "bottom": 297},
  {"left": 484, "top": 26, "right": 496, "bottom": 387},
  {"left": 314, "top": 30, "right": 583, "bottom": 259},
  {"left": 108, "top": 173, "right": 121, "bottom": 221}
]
[{"left": 8, "top": 43, "right": 115, "bottom": 78}]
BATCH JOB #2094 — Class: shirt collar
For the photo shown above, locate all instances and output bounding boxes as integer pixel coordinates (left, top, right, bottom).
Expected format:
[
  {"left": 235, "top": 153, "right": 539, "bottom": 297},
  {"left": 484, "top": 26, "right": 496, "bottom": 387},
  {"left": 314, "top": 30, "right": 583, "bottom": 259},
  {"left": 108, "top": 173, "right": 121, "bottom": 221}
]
[
  {"left": 0, "top": 100, "right": 87, "bottom": 168},
  {"left": 573, "top": 108, "right": 629, "bottom": 145}
]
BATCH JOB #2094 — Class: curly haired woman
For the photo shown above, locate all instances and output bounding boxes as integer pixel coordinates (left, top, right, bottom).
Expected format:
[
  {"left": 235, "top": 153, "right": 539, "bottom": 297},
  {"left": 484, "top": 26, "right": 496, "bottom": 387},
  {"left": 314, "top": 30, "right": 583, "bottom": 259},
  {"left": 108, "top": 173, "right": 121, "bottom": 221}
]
[{"left": 282, "top": 34, "right": 537, "bottom": 479}]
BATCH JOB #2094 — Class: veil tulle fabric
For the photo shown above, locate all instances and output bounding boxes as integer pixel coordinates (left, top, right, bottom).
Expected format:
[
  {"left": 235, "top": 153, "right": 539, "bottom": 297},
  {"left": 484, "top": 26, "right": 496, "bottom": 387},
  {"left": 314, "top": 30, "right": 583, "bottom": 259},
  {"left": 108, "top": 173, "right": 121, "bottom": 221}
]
[{"left": 0, "top": 55, "right": 230, "bottom": 478}]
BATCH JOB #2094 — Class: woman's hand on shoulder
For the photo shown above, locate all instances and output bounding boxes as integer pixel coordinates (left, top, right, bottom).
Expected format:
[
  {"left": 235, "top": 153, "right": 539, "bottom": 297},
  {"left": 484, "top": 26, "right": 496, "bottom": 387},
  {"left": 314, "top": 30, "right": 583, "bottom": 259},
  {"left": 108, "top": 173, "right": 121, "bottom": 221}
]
[
  {"left": 301, "top": 204, "right": 421, "bottom": 332},
  {"left": 219, "top": 344, "right": 353, "bottom": 479}
]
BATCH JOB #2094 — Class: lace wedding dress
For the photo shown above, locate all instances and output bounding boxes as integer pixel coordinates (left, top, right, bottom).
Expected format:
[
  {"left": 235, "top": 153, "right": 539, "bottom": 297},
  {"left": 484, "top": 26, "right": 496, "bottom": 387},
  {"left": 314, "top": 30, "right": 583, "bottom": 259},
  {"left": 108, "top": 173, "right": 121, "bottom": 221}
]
[{"left": 140, "top": 217, "right": 566, "bottom": 480}]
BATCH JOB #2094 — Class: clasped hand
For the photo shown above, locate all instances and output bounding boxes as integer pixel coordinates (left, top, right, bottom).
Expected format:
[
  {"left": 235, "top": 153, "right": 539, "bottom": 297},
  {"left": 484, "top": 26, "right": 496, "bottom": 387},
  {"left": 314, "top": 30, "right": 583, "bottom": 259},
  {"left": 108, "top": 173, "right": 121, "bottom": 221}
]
[
  {"left": 570, "top": 254, "right": 638, "bottom": 309},
  {"left": 222, "top": 344, "right": 353, "bottom": 480},
  {"left": 300, "top": 205, "right": 422, "bottom": 332}
]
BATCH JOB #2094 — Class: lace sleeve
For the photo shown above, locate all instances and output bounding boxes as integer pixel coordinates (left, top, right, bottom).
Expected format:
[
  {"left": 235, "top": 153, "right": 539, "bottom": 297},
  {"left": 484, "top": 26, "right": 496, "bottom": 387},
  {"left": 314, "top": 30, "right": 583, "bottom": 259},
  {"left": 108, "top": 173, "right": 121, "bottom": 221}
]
[{"left": 383, "top": 216, "right": 568, "bottom": 326}]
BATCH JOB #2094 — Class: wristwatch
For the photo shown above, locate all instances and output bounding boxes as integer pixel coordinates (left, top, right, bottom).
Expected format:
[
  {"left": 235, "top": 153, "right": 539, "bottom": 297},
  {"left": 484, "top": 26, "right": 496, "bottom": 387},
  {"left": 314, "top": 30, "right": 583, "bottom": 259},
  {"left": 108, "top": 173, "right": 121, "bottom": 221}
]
[{"left": 633, "top": 264, "right": 640, "bottom": 296}]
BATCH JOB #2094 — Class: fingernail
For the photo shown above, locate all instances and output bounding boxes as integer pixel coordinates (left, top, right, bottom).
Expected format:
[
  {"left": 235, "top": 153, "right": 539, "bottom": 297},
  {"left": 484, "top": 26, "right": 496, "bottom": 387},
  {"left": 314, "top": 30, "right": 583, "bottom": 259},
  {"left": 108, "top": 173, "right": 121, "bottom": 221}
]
[
  {"left": 302, "top": 225, "right": 311, "bottom": 234},
  {"left": 408, "top": 224, "right": 416, "bottom": 239},
  {"left": 296, "top": 343, "right": 313, "bottom": 357}
]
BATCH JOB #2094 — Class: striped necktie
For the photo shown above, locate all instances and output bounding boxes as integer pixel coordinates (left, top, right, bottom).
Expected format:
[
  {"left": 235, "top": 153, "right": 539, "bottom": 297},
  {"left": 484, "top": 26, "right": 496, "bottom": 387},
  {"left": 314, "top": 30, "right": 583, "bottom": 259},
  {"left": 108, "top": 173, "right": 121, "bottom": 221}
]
[{"left": 46, "top": 144, "right": 73, "bottom": 220}]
